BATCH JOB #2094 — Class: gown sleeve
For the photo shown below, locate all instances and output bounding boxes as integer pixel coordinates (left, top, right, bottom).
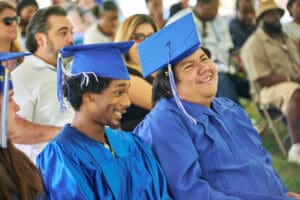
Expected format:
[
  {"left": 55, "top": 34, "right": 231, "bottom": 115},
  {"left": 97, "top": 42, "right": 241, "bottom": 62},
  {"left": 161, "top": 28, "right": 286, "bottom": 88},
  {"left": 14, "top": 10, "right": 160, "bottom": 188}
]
[
  {"left": 133, "top": 135, "right": 173, "bottom": 200},
  {"left": 36, "top": 142, "right": 96, "bottom": 200},
  {"left": 134, "top": 109, "right": 242, "bottom": 200}
]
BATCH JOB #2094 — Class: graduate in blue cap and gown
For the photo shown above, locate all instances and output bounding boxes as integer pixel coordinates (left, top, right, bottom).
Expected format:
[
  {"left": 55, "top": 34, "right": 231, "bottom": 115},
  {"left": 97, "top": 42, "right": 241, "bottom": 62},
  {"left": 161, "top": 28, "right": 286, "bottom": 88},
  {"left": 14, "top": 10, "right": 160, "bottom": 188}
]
[
  {"left": 0, "top": 52, "right": 44, "bottom": 200},
  {"left": 134, "top": 13, "right": 300, "bottom": 200},
  {"left": 36, "top": 42, "right": 172, "bottom": 200}
]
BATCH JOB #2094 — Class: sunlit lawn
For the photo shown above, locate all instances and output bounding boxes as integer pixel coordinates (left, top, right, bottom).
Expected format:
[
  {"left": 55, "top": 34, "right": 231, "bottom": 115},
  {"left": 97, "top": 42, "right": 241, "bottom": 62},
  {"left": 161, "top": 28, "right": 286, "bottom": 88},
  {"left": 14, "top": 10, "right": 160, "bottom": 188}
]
[{"left": 241, "top": 98, "right": 300, "bottom": 193}]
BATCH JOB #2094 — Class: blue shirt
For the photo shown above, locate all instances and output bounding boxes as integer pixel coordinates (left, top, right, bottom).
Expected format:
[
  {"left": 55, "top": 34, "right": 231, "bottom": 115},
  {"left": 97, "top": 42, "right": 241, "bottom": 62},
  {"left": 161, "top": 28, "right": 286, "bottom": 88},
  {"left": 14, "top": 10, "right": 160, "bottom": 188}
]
[
  {"left": 37, "top": 124, "right": 172, "bottom": 200},
  {"left": 134, "top": 97, "right": 293, "bottom": 200}
]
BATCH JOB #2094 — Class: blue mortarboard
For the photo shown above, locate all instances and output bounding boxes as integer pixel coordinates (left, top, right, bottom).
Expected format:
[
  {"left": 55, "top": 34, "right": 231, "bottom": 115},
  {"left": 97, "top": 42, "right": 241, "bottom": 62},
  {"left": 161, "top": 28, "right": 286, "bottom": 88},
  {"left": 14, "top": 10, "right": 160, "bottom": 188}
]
[
  {"left": 138, "top": 13, "right": 200, "bottom": 124},
  {"left": 57, "top": 41, "right": 134, "bottom": 112},
  {"left": 59, "top": 41, "right": 133, "bottom": 79},
  {"left": 0, "top": 52, "right": 31, "bottom": 148},
  {"left": 138, "top": 12, "right": 200, "bottom": 78}
]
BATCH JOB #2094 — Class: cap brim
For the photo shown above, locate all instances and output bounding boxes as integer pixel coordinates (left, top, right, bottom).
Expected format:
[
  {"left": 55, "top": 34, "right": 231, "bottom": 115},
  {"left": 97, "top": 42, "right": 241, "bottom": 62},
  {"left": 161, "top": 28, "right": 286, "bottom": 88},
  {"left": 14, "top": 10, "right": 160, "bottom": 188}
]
[
  {"left": 257, "top": 7, "right": 285, "bottom": 19},
  {"left": 0, "top": 52, "right": 31, "bottom": 62},
  {"left": 60, "top": 41, "right": 134, "bottom": 59}
]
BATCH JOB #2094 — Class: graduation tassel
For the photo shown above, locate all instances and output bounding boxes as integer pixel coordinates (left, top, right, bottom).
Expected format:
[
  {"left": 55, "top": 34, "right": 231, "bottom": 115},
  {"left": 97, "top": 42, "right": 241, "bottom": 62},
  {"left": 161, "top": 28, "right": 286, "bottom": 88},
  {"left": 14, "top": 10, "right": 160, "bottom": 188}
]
[
  {"left": 165, "top": 41, "right": 197, "bottom": 125},
  {"left": 168, "top": 65, "right": 197, "bottom": 124},
  {"left": 57, "top": 53, "right": 66, "bottom": 113},
  {"left": 1, "top": 66, "right": 10, "bottom": 148}
]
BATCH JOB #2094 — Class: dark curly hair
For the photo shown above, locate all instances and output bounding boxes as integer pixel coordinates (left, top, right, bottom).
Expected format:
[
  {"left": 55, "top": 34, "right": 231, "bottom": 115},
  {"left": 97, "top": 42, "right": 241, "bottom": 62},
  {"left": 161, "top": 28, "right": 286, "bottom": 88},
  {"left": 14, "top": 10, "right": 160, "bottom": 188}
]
[{"left": 63, "top": 74, "right": 113, "bottom": 111}]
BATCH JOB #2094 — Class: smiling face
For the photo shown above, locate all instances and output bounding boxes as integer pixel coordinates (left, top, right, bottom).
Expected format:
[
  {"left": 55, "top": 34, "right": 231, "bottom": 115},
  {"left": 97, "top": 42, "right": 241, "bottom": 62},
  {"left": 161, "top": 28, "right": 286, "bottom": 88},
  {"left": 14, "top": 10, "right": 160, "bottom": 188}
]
[
  {"left": 173, "top": 48, "right": 218, "bottom": 107},
  {"left": 86, "top": 80, "right": 131, "bottom": 128}
]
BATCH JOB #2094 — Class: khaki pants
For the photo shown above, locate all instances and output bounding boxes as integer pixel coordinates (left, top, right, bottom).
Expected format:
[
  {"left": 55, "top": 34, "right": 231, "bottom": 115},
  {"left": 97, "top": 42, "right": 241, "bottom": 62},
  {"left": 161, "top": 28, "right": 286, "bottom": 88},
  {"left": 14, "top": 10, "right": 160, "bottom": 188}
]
[{"left": 260, "top": 81, "right": 300, "bottom": 114}]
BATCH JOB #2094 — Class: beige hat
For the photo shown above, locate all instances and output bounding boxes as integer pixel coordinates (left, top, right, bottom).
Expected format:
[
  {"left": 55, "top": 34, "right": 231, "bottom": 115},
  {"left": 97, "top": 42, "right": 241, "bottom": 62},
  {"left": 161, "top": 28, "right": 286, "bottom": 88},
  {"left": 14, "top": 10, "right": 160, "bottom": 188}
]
[{"left": 256, "top": 0, "right": 284, "bottom": 19}]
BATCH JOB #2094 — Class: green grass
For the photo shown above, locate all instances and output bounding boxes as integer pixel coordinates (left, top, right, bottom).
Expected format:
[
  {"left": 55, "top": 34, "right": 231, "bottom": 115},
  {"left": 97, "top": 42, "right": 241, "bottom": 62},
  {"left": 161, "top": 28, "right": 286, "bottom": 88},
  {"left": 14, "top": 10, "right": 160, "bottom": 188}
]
[
  {"left": 262, "top": 130, "right": 300, "bottom": 193},
  {"left": 241, "top": 98, "right": 300, "bottom": 193}
]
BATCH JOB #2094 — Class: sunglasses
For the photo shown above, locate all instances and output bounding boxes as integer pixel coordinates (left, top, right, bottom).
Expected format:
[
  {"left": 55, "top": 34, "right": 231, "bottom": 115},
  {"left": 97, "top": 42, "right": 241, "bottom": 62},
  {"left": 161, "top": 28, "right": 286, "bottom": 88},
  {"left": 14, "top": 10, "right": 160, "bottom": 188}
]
[
  {"left": 131, "top": 33, "right": 153, "bottom": 43},
  {"left": 2, "top": 16, "right": 20, "bottom": 26}
]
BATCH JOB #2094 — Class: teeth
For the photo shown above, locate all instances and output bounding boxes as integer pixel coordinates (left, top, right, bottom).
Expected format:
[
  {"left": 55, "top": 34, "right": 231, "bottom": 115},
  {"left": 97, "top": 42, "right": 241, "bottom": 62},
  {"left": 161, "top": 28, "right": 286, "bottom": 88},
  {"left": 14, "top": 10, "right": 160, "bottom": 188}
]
[
  {"left": 201, "top": 75, "right": 212, "bottom": 83},
  {"left": 115, "top": 111, "right": 126, "bottom": 118},
  {"left": 115, "top": 112, "right": 122, "bottom": 117}
]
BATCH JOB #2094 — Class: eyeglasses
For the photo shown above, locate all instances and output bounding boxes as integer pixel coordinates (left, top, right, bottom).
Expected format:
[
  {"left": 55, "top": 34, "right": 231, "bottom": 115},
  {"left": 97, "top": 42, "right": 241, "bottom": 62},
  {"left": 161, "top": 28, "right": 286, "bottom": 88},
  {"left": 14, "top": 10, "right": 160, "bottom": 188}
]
[
  {"left": 2, "top": 16, "right": 20, "bottom": 26},
  {"left": 131, "top": 33, "right": 153, "bottom": 43}
]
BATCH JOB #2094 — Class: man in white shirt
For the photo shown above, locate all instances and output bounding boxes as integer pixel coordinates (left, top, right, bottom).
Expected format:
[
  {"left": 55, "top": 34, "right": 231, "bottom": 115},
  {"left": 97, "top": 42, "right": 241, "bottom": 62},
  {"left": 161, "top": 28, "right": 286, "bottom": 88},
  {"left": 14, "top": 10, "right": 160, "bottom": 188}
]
[{"left": 10, "top": 6, "right": 75, "bottom": 163}]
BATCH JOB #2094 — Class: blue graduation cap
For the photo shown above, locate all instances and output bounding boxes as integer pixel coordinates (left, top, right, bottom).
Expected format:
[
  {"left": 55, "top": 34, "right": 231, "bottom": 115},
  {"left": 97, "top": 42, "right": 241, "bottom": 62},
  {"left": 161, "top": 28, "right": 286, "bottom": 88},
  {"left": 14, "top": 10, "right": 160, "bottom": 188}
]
[
  {"left": 138, "top": 13, "right": 200, "bottom": 124},
  {"left": 138, "top": 12, "right": 200, "bottom": 78},
  {"left": 0, "top": 52, "right": 31, "bottom": 148},
  {"left": 57, "top": 41, "right": 134, "bottom": 112},
  {"left": 59, "top": 41, "right": 133, "bottom": 79}
]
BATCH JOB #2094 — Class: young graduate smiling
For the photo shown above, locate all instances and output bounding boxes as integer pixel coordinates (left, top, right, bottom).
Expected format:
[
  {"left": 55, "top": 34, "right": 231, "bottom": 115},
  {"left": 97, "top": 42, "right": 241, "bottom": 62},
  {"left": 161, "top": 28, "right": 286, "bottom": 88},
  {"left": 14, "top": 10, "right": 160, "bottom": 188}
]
[
  {"left": 134, "top": 13, "right": 300, "bottom": 200},
  {"left": 37, "top": 42, "right": 172, "bottom": 200}
]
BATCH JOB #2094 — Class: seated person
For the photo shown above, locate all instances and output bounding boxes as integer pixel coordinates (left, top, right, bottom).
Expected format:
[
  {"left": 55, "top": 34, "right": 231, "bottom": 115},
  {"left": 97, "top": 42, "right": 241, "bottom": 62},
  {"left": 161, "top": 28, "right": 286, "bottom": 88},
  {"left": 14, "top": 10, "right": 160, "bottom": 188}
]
[
  {"left": 36, "top": 42, "right": 172, "bottom": 199},
  {"left": 0, "top": 52, "right": 43, "bottom": 200},
  {"left": 16, "top": 0, "right": 39, "bottom": 50},
  {"left": 114, "top": 14, "right": 157, "bottom": 131},
  {"left": 145, "top": 0, "right": 165, "bottom": 30},
  {"left": 134, "top": 13, "right": 300, "bottom": 200},
  {"left": 229, "top": 0, "right": 256, "bottom": 50},
  {"left": 283, "top": 0, "right": 300, "bottom": 48},
  {"left": 241, "top": 0, "right": 300, "bottom": 163},
  {"left": 83, "top": 0, "right": 119, "bottom": 44},
  {"left": 167, "top": 0, "right": 239, "bottom": 103},
  {"left": 169, "top": 0, "right": 189, "bottom": 18},
  {"left": 228, "top": 0, "right": 256, "bottom": 99}
]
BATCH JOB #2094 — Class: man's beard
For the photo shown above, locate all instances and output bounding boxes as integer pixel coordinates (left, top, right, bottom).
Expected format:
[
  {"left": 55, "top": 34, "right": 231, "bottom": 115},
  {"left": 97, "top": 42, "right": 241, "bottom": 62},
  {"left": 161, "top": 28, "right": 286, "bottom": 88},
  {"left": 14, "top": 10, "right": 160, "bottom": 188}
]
[
  {"left": 45, "top": 36, "right": 58, "bottom": 60},
  {"left": 262, "top": 21, "right": 282, "bottom": 34}
]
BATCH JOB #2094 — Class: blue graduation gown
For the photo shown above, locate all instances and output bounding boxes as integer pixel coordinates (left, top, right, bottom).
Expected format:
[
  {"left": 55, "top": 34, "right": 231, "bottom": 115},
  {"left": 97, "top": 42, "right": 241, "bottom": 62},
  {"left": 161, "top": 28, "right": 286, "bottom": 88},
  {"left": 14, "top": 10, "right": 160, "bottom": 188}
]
[
  {"left": 134, "top": 97, "right": 294, "bottom": 200},
  {"left": 37, "top": 124, "right": 172, "bottom": 200}
]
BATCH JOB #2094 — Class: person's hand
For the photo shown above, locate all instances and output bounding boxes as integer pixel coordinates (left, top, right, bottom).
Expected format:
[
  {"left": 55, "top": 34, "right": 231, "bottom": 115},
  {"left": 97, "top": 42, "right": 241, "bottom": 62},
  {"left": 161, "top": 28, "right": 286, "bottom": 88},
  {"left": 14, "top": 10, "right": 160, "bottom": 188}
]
[{"left": 287, "top": 192, "right": 300, "bottom": 200}]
